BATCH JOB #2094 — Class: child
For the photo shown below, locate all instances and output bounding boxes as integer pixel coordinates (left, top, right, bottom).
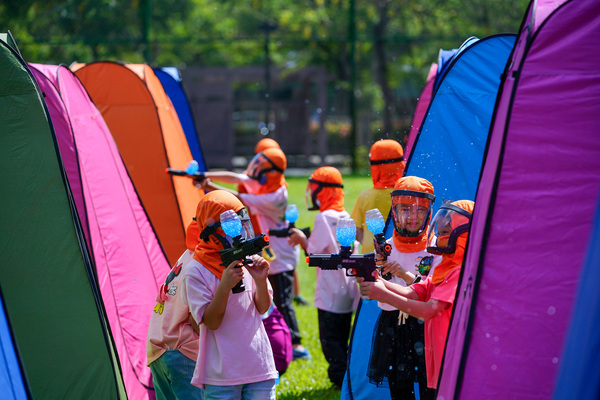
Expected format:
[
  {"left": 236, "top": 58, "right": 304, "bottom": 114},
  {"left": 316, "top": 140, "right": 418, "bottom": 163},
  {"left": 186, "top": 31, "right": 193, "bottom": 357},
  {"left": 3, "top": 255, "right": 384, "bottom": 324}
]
[
  {"left": 146, "top": 220, "right": 205, "bottom": 400},
  {"left": 368, "top": 176, "right": 441, "bottom": 400},
  {"left": 288, "top": 166, "right": 360, "bottom": 387},
  {"left": 242, "top": 138, "right": 309, "bottom": 307},
  {"left": 357, "top": 199, "right": 474, "bottom": 390},
  {"left": 197, "top": 147, "right": 310, "bottom": 360},
  {"left": 351, "top": 139, "right": 405, "bottom": 253},
  {"left": 182, "top": 190, "right": 278, "bottom": 399}
]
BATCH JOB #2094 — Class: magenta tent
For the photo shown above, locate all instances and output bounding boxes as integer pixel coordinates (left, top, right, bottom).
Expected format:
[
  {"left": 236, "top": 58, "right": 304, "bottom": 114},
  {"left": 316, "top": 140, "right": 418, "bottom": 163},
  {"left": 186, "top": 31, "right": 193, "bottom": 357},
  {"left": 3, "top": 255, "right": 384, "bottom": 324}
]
[
  {"left": 30, "top": 64, "right": 171, "bottom": 400},
  {"left": 437, "top": 1, "right": 600, "bottom": 399}
]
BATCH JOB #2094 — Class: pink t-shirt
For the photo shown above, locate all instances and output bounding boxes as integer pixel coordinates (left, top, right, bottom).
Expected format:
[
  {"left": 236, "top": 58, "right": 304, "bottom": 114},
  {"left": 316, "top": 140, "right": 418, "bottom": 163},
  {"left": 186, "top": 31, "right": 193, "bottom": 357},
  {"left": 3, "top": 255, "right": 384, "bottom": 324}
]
[
  {"left": 411, "top": 267, "right": 461, "bottom": 388},
  {"left": 240, "top": 186, "right": 300, "bottom": 274},
  {"left": 182, "top": 258, "right": 278, "bottom": 389},
  {"left": 307, "top": 209, "right": 359, "bottom": 313},
  {"left": 146, "top": 250, "right": 199, "bottom": 365}
]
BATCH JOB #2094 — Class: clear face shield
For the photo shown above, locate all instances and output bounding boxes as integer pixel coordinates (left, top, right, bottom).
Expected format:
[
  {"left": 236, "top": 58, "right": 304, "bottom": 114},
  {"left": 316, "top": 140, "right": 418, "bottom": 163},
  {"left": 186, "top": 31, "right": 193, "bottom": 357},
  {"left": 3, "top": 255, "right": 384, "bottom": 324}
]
[
  {"left": 245, "top": 152, "right": 282, "bottom": 185},
  {"left": 305, "top": 180, "right": 321, "bottom": 210},
  {"left": 305, "top": 178, "right": 343, "bottom": 211},
  {"left": 219, "top": 209, "right": 255, "bottom": 245},
  {"left": 426, "top": 204, "right": 472, "bottom": 255},
  {"left": 391, "top": 190, "right": 435, "bottom": 237}
]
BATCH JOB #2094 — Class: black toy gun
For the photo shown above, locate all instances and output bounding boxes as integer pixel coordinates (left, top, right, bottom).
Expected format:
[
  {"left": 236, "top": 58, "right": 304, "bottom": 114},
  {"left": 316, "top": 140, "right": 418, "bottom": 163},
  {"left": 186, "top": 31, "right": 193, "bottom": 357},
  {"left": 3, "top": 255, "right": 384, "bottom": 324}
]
[
  {"left": 365, "top": 209, "right": 392, "bottom": 280},
  {"left": 307, "top": 217, "right": 379, "bottom": 281},
  {"left": 268, "top": 204, "right": 311, "bottom": 238},
  {"left": 165, "top": 167, "right": 206, "bottom": 181},
  {"left": 268, "top": 226, "right": 311, "bottom": 238},
  {"left": 307, "top": 246, "right": 378, "bottom": 282},
  {"left": 372, "top": 234, "right": 392, "bottom": 280},
  {"left": 219, "top": 234, "right": 270, "bottom": 293},
  {"left": 166, "top": 160, "right": 205, "bottom": 181}
]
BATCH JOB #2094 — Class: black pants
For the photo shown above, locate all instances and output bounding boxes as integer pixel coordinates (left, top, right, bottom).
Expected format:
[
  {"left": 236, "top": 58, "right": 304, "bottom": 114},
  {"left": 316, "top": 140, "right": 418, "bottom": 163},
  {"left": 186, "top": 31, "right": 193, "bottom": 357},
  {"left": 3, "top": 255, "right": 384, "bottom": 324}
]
[
  {"left": 268, "top": 270, "right": 301, "bottom": 345},
  {"left": 388, "top": 376, "right": 436, "bottom": 400},
  {"left": 368, "top": 310, "right": 430, "bottom": 400},
  {"left": 318, "top": 309, "right": 352, "bottom": 386}
]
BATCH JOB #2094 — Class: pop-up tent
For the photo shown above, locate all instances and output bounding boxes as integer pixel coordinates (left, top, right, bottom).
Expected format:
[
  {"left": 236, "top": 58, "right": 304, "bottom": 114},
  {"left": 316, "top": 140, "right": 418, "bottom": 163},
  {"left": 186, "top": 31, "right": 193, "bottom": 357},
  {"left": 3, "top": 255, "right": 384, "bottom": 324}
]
[
  {"left": 403, "top": 63, "right": 437, "bottom": 160},
  {"left": 73, "top": 62, "right": 202, "bottom": 265},
  {"left": 342, "top": 34, "right": 516, "bottom": 400},
  {"left": 154, "top": 67, "right": 207, "bottom": 172},
  {"left": 0, "top": 37, "right": 125, "bottom": 399},
  {"left": 30, "top": 63, "right": 172, "bottom": 400},
  {"left": 437, "top": 0, "right": 600, "bottom": 398},
  {"left": 404, "top": 45, "right": 460, "bottom": 161},
  {"left": 1, "top": 292, "right": 29, "bottom": 400}
]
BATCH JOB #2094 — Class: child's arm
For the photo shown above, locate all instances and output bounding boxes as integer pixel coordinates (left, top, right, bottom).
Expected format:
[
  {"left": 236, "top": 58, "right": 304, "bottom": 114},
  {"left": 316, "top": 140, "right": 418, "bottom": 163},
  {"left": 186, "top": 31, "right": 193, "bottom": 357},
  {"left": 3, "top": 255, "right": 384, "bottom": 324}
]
[
  {"left": 202, "top": 260, "right": 244, "bottom": 330},
  {"left": 379, "top": 258, "right": 417, "bottom": 285},
  {"left": 204, "top": 171, "right": 246, "bottom": 184},
  {"left": 287, "top": 228, "right": 308, "bottom": 252},
  {"left": 357, "top": 276, "right": 449, "bottom": 321},
  {"left": 194, "top": 177, "right": 240, "bottom": 197},
  {"left": 246, "top": 255, "right": 271, "bottom": 315},
  {"left": 188, "top": 313, "right": 199, "bottom": 335}
]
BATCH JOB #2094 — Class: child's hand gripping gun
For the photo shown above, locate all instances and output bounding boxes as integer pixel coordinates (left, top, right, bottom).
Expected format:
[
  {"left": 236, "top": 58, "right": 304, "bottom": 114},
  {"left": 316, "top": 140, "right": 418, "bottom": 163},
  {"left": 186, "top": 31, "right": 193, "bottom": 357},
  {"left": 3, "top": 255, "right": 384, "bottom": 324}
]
[
  {"left": 365, "top": 208, "right": 392, "bottom": 280},
  {"left": 165, "top": 160, "right": 206, "bottom": 181},
  {"left": 219, "top": 210, "right": 270, "bottom": 293},
  {"left": 306, "top": 218, "right": 378, "bottom": 282},
  {"left": 268, "top": 204, "right": 311, "bottom": 238}
]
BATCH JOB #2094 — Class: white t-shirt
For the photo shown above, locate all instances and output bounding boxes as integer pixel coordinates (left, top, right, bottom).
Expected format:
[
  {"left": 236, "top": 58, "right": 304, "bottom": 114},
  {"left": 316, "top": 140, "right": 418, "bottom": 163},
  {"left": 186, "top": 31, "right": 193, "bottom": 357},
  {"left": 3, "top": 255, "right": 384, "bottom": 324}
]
[
  {"left": 238, "top": 174, "right": 262, "bottom": 195},
  {"left": 307, "top": 209, "right": 359, "bottom": 313},
  {"left": 240, "top": 186, "right": 300, "bottom": 275},
  {"left": 182, "top": 258, "right": 277, "bottom": 389},
  {"left": 378, "top": 239, "right": 441, "bottom": 311}
]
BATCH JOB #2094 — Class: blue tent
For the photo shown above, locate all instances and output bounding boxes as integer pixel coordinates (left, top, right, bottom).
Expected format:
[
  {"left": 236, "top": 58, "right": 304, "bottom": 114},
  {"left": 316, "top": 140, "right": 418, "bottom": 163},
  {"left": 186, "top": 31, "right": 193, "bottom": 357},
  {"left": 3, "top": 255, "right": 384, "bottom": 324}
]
[
  {"left": 342, "top": 34, "right": 516, "bottom": 400},
  {"left": 554, "top": 195, "right": 600, "bottom": 400},
  {"left": 154, "top": 67, "right": 208, "bottom": 171},
  {"left": 0, "top": 291, "right": 29, "bottom": 400}
]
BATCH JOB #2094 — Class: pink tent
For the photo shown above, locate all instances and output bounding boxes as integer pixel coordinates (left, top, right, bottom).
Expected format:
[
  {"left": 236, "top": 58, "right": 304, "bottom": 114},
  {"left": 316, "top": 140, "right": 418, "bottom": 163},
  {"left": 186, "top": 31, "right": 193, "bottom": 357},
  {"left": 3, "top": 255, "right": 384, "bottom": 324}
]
[
  {"left": 437, "top": 1, "right": 600, "bottom": 398},
  {"left": 30, "top": 64, "right": 171, "bottom": 400}
]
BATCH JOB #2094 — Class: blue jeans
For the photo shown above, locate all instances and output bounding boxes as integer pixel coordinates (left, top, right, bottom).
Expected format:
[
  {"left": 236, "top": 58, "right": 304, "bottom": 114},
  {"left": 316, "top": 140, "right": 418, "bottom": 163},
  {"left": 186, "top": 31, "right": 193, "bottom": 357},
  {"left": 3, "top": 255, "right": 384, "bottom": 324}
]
[
  {"left": 149, "top": 350, "right": 204, "bottom": 400},
  {"left": 204, "top": 379, "right": 276, "bottom": 400}
]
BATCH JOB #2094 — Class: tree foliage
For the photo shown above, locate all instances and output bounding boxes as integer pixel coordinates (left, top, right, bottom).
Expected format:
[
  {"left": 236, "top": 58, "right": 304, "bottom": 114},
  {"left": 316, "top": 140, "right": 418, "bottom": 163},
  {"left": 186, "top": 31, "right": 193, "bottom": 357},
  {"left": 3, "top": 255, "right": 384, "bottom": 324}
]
[{"left": 1, "top": 0, "right": 530, "bottom": 150}]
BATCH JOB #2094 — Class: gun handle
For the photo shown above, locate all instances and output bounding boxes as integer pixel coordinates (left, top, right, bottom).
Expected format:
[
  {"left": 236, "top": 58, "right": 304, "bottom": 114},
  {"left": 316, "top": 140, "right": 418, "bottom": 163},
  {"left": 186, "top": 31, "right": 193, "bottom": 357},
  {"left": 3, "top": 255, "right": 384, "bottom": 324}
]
[{"left": 232, "top": 280, "right": 245, "bottom": 293}]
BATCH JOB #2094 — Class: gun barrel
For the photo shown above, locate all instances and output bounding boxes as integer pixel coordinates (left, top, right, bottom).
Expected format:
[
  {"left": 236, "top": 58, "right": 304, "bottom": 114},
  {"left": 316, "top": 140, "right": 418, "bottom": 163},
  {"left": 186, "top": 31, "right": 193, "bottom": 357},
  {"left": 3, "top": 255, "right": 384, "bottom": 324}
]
[
  {"left": 165, "top": 168, "right": 205, "bottom": 180},
  {"left": 268, "top": 228, "right": 290, "bottom": 237},
  {"left": 308, "top": 253, "right": 377, "bottom": 281}
]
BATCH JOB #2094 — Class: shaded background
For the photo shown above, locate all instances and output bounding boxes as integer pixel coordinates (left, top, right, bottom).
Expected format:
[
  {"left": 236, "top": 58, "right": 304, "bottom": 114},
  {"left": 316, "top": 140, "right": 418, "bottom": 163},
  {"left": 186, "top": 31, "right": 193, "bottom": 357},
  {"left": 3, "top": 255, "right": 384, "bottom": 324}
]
[{"left": 1, "top": 0, "right": 529, "bottom": 171}]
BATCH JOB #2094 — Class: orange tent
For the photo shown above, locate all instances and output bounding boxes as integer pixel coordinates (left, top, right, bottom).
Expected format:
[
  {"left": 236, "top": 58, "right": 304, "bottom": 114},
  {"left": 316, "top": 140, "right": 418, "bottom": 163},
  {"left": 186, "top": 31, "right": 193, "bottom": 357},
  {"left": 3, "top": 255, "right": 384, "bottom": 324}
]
[{"left": 73, "top": 62, "right": 202, "bottom": 264}]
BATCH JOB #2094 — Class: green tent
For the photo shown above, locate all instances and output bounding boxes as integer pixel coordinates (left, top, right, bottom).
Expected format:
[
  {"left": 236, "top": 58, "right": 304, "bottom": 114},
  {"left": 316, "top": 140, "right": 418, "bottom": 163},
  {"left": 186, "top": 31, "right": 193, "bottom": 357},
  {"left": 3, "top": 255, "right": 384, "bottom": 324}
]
[{"left": 0, "top": 35, "right": 125, "bottom": 399}]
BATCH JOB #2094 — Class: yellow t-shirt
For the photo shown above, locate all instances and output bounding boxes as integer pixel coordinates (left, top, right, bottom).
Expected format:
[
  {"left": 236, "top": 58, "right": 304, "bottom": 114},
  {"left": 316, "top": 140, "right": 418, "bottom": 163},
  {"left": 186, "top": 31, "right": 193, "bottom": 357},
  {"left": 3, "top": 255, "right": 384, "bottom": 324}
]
[{"left": 350, "top": 187, "right": 393, "bottom": 253}]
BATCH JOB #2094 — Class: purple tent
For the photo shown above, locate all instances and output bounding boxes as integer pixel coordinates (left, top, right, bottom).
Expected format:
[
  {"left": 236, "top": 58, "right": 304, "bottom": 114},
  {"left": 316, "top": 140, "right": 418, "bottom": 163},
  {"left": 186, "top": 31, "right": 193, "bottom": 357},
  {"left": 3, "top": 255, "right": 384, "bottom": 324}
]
[
  {"left": 437, "top": 1, "right": 600, "bottom": 398},
  {"left": 30, "top": 64, "right": 171, "bottom": 400}
]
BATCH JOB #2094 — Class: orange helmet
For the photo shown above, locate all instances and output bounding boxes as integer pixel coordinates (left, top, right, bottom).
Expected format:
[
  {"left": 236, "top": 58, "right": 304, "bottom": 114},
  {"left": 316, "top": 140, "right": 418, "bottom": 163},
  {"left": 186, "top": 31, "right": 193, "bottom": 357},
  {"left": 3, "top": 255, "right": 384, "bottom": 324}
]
[
  {"left": 369, "top": 139, "right": 405, "bottom": 189},
  {"left": 426, "top": 200, "right": 474, "bottom": 255},
  {"left": 254, "top": 138, "right": 280, "bottom": 154},
  {"left": 390, "top": 176, "right": 435, "bottom": 238},
  {"left": 305, "top": 166, "right": 344, "bottom": 211},
  {"left": 245, "top": 148, "right": 286, "bottom": 185}
]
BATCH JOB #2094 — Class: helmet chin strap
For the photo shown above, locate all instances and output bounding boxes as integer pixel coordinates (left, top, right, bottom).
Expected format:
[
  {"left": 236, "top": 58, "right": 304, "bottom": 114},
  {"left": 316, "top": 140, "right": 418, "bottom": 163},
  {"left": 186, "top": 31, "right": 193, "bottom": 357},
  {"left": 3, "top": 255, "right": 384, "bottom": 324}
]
[{"left": 199, "top": 222, "right": 231, "bottom": 248}]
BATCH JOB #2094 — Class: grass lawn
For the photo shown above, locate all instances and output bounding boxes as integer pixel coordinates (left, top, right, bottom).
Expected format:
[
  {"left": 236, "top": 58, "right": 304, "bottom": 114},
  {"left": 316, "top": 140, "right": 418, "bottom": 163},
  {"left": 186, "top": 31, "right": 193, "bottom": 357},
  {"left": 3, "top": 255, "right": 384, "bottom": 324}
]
[{"left": 274, "top": 175, "right": 373, "bottom": 400}]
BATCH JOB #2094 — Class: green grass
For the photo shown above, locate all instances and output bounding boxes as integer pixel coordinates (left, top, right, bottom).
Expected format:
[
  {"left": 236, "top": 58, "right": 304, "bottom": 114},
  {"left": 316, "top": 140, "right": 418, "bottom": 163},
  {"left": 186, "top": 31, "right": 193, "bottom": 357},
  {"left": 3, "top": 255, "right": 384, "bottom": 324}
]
[{"left": 274, "top": 175, "right": 373, "bottom": 400}]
